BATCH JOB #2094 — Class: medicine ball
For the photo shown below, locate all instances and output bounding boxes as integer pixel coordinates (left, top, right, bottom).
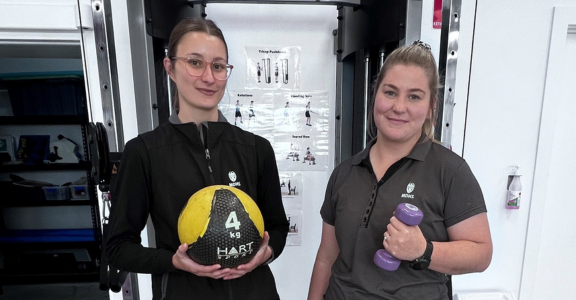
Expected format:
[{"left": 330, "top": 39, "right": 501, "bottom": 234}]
[{"left": 178, "top": 185, "right": 264, "bottom": 268}]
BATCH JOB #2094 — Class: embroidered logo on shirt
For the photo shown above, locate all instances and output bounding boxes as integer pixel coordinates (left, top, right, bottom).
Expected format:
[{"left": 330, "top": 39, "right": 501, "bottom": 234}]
[
  {"left": 401, "top": 182, "right": 415, "bottom": 199},
  {"left": 228, "top": 171, "right": 241, "bottom": 187},
  {"left": 406, "top": 182, "right": 415, "bottom": 193}
]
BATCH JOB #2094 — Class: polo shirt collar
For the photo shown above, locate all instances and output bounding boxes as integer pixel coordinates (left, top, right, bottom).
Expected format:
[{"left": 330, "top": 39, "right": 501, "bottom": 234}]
[{"left": 352, "top": 133, "right": 432, "bottom": 166}]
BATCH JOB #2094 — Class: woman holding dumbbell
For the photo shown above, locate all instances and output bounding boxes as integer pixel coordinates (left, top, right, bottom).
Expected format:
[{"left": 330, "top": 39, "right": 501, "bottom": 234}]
[{"left": 308, "top": 41, "right": 492, "bottom": 300}]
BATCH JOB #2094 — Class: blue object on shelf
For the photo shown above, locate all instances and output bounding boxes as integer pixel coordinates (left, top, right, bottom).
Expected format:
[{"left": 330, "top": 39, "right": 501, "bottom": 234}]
[
  {"left": 17, "top": 135, "right": 50, "bottom": 164},
  {"left": 0, "top": 229, "right": 95, "bottom": 243}
]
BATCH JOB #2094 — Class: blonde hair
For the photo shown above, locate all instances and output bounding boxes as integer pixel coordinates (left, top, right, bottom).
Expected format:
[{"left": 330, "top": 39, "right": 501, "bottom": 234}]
[{"left": 368, "top": 42, "right": 439, "bottom": 141}]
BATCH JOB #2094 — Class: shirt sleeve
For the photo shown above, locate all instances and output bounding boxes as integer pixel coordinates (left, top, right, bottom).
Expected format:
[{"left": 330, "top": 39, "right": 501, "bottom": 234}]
[
  {"left": 255, "top": 136, "right": 289, "bottom": 261},
  {"left": 443, "top": 160, "right": 487, "bottom": 228},
  {"left": 320, "top": 164, "right": 341, "bottom": 226},
  {"left": 105, "top": 137, "right": 176, "bottom": 274}
]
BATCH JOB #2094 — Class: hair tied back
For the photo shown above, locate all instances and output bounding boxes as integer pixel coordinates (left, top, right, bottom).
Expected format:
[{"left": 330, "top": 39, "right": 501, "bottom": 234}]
[{"left": 412, "top": 40, "right": 432, "bottom": 52}]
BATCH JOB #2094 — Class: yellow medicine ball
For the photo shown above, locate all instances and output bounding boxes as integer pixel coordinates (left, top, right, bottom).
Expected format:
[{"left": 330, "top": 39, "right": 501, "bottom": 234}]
[{"left": 178, "top": 185, "right": 264, "bottom": 268}]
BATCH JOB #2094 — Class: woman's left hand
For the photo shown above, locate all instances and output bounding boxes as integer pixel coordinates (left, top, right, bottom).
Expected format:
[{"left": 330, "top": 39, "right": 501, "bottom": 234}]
[
  {"left": 384, "top": 216, "right": 427, "bottom": 261},
  {"left": 222, "top": 231, "right": 272, "bottom": 280}
]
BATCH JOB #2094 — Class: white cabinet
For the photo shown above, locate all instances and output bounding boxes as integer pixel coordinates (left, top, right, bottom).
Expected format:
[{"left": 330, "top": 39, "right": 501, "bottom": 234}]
[
  {"left": 0, "top": 0, "right": 103, "bottom": 125},
  {"left": 0, "top": 0, "right": 107, "bottom": 289},
  {"left": 0, "top": 0, "right": 88, "bottom": 31}
]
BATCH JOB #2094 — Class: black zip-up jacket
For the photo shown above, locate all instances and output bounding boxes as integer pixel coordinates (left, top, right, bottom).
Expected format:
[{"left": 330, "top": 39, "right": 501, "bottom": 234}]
[{"left": 106, "top": 113, "right": 289, "bottom": 300}]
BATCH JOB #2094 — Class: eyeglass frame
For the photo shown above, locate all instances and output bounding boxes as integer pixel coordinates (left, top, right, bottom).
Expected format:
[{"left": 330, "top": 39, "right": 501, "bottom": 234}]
[{"left": 169, "top": 56, "right": 234, "bottom": 80}]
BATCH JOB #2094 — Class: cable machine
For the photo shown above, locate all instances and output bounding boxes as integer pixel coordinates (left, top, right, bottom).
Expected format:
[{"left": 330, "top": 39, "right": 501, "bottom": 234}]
[{"left": 91, "top": 0, "right": 463, "bottom": 298}]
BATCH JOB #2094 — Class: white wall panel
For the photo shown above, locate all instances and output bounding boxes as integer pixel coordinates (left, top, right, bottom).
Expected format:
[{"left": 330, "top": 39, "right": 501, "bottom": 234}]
[
  {"left": 459, "top": 0, "right": 576, "bottom": 298},
  {"left": 529, "top": 32, "right": 576, "bottom": 300},
  {"left": 520, "top": 6, "right": 576, "bottom": 300}
]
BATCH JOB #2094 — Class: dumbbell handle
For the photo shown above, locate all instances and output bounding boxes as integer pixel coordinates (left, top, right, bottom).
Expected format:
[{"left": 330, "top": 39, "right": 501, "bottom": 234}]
[{"left": 373, "top": 203, "right": 423, "bottom": 271}]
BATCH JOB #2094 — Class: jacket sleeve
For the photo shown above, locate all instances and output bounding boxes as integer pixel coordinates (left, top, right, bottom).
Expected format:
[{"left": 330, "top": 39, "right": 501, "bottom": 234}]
[
  {"left": 105, "top": 137, "right": 176, "bottom": 274},
  {"left": 255, "top": 136, "right": 289, "bottom": 261}
]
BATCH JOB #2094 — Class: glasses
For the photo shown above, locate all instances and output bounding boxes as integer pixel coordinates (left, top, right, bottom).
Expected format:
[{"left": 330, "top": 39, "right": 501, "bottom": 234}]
[{"left": 170, "top": 57, "right": 233, "bottom": 80}]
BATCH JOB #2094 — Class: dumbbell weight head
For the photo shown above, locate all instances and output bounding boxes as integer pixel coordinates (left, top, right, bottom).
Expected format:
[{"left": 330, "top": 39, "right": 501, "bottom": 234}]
[
  {"left": 373, "top": 203, "right": 423, "bottom": 271},
  {"left": 395, "top": 203, "right": 423, "bottom": 226},
  {"left": 374, "top": 248, "right": 401, "bottom": 271}
]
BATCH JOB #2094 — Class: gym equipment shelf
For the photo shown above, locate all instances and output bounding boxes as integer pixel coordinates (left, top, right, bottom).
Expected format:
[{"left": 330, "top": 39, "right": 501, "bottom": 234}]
[
  {"left": 0, "top": 83, "right": 103, "bottom": 287},
  {"left": 0, "top": 229, "right": 96, "bottom": 243},
  {"left": 0, "top": 200, "right": 92, "bottom": 208},
  {"left": 0, "top": 116, "right": 88, "bottom": 125},
  {"left": 1, "top": 162, "right": 88, "bottom": 172}
]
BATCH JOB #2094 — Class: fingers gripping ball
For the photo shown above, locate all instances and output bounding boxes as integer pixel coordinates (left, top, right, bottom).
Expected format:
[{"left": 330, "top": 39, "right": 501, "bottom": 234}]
[{"left": 178, "top": 185, "right": 264, "bottom": 268}]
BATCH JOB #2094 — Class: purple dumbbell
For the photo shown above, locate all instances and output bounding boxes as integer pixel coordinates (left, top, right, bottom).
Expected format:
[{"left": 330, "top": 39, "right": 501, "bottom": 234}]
[{"left": 373, "top": 203, "right": 423, "bottom": 271}]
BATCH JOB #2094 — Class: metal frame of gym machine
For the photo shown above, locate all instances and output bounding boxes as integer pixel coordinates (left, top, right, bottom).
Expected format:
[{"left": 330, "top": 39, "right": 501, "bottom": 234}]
[{"left": 90, "top": 0, "right": 461, "bottom": 298}]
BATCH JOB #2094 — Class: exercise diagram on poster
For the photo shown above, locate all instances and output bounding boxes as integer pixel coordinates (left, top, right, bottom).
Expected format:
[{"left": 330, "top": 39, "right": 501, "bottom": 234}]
[
  {"left": 274, "top": 91, "right": 329, "bottom": 171},
  {"left": 219, "top": 90, "right": 275, "bottom": 142},
  {"left": 245, "top": 46, "right": 300, "bottom": 90},
  {"left": 279, "top": 171, "right": 303, "bottom": 246}
]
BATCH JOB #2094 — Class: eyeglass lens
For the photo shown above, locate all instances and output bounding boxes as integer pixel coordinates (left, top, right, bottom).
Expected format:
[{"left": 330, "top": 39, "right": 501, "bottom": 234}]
[{"left": 185, "top": 58, "right": 231, "bottom": 80}]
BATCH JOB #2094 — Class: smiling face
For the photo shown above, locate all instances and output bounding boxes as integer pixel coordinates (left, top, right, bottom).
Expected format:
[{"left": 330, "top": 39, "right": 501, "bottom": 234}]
[
  {"left": 373, "top": 64, "right": 433, "bottom": 145},
  {"left": 165, "top": 31, "right": 228, "bottom": 116}
]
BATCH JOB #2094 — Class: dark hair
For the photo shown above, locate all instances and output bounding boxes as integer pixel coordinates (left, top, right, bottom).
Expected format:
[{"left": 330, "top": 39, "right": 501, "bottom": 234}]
[
  {"left": 368, "top": 42, "right": 439, "bottom": 140},
  {"left": 166, "top": 18, "right": 228, "bottom": 111}
]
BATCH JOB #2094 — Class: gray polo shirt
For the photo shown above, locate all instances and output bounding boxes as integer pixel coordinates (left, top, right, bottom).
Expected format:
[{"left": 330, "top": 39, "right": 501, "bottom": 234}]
[{"left": 321, "top": 135, "right": 486, "bottom": 300}]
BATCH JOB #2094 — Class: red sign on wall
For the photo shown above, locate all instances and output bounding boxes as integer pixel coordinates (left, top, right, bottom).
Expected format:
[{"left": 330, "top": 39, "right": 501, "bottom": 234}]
[{"left": 433, "top": 0, "right": 442, "bottom": 29}]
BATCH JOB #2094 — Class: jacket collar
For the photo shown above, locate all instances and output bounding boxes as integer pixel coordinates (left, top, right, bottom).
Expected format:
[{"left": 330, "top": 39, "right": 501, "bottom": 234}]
[
  {"left": 169, "top": 109, "right": 228, "bottom": 125},
  {"left": 352, "top": 133, "right": 432, "bottom": 166},
  {"left": 169, "top": 109, "right": 229, "bottom": 148}
]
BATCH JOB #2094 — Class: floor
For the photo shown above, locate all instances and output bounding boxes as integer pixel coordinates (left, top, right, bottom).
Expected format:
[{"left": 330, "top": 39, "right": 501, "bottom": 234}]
[{"left": 0, "top": 282, "right": 110, "bottom": 300}]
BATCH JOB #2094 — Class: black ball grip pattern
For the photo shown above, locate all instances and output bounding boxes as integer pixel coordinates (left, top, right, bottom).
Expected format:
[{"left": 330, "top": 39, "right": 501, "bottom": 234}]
[{"left": 187, "top": 189, "right": 262, "bottom": 268}]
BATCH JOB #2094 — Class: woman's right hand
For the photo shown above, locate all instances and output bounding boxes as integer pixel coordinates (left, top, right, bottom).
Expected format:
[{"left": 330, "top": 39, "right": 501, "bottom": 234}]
[{"left": 172, "top": 243, "right": 231, "bottom": 279}]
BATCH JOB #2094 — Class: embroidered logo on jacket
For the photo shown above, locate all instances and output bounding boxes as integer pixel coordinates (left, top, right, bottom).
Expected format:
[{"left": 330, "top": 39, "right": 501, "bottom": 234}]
[
  {"left": 228, "top": 171, "right": 241, "bottom": 187},
  {"left": 401, "top": 182, "right": 415, "bottom": 199}
]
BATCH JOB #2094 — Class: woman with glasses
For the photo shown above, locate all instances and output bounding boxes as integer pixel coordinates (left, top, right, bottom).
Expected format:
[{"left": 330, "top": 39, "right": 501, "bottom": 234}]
[
  {"left": 106, "top": 18, "right": 289, "bottom": 300},
  {"left": 308, "top": 41, "right": 492, "bottom": 300}
]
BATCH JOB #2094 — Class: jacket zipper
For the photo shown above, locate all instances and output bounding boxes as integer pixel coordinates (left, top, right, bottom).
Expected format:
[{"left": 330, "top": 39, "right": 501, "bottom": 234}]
[
  {"left": 159, "top": 148, "right": 216, "bottom": 300},
  {"left": 227, "top": 280, "right": 234, "bottom": 300},
  {"left": 203, "top": 126, "right": 232, "bottom": 300},
  {"left": 166, "top": 124, "right": 231, "bottom": 299},
  {"left": 202, "top": 124, "right": 217, "bottom": 186},
  {"left": 160, "top": 273, "right": 168, "bottom": 300},
  {"left": 205, "top": 148, "right": 216, "bottom": 186}
]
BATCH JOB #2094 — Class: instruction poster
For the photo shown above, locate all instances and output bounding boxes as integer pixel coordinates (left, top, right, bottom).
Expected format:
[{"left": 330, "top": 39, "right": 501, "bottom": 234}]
[
  {"left": 285, "top": 210, "right": 302, "bottom": 246},
  {"left": 274, "top": 91, "right": 329, "bottom": 171},
  {"left": 245, "top": 46, "right": 301, "bottom": 90},
  {"left": 279, "top": 171, "right": 303, "bottom": 210},
  {"left": 220, "top": 90, "right": 275, "bottom": 142},
  {"left": 223, "top": 44, "right": 333, "bottom": 247},
  {"left": 280, "top": 171, "right": 303, "bottom": 246}
]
